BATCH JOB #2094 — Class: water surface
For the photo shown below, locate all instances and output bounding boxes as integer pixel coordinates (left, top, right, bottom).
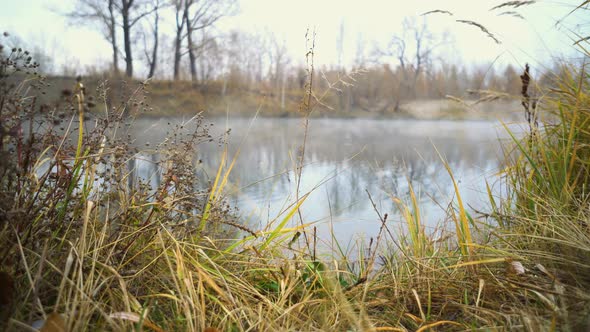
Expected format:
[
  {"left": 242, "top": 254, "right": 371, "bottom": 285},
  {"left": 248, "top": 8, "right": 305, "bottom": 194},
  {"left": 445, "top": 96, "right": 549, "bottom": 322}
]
[{"left": 130, "top": 117, "right": 508, "bottom": 251}]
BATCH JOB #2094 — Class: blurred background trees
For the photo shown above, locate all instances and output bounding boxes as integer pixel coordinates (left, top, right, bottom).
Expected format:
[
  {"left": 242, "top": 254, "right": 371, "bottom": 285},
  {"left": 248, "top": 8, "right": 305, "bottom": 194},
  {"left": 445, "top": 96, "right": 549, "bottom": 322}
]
[{"left": 20, "top": 0, "right": 546, "bottom": 113}]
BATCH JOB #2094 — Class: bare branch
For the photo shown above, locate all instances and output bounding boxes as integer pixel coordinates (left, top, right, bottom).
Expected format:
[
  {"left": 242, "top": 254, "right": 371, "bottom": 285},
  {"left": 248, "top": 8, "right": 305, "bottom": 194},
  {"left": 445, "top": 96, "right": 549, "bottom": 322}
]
[{"left": 129, "top": 4, "right": 160, "bottom": 27}]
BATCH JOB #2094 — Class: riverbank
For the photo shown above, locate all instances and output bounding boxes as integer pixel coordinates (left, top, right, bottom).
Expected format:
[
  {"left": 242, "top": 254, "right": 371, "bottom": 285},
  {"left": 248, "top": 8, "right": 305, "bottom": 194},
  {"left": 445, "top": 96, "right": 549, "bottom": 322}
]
[{"left": 40, "top": 75, "right": 521, "bottom": 120}]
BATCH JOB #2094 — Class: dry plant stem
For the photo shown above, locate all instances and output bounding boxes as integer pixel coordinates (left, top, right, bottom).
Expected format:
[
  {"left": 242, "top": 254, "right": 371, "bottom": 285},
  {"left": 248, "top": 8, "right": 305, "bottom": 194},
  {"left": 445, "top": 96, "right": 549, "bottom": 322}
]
[
  {"left": 364, "top": 190, "right": 392, "bottom": 274},
  {"left": 75, "top": 82, "right": 85, "bottom": 162},
  {"left": 295, "top": 29, "right": 316, "bottom": 256}
]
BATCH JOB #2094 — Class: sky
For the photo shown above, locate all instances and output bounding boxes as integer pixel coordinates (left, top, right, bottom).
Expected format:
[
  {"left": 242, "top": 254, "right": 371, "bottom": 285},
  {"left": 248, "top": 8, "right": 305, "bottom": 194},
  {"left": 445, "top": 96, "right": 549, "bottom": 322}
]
[{"left": 0, "top": 0, "right": 586, "bottom": 76}]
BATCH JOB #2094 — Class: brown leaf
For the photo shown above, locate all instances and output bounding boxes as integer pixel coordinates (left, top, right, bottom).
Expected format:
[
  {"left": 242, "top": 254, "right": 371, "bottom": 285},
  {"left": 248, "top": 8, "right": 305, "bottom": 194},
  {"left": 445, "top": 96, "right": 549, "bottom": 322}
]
[{"left": 39, "top": 313, "right": 66, "bottom": 332}]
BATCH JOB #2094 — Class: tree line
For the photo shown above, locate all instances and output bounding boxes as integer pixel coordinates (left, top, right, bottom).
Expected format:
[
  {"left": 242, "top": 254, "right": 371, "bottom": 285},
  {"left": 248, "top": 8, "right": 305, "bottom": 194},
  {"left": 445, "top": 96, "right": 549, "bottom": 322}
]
[
  {"left": 66, "top": 0, "right": 237, "bottom": 79},
  {"left": 2, "top": 1, "right": 562, "bottom": 113}
]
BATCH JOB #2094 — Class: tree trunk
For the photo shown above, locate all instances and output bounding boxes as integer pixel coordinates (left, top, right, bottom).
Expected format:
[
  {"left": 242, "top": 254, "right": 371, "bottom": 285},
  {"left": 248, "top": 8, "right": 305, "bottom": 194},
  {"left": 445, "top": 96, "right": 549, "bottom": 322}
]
[
  {"left": 108, "top": 0, "right": 119, "bottom": 75},
  {"left": 173, "top": 1, "right": 185, "bottom": 81},
  {"left": 173, "top": 34, "right": 182, "bottom": 80},
  {"left": 184, "top": 6, "right": 197, "bottom": 83},
  {"left": 187, "top": 37, "right": 197, "bottom": 83},
  {"left": 147, "top": 7, "right": 159, "bottom": 79},
  {"left": 122, "top": 0, "right": 134, "bottom": 77}
]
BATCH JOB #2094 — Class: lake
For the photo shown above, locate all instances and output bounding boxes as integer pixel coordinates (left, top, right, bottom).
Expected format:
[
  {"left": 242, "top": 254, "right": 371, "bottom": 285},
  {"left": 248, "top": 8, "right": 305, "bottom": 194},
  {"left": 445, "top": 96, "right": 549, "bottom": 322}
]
[{"left": 128, "top": 117, "right": 509, "bottom": 252}]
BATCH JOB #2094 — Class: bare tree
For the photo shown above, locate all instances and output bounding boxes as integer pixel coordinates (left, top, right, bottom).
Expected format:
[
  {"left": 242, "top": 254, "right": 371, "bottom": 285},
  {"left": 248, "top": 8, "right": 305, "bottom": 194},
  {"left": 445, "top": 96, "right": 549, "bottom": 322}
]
[
  {"left": 142, "top": 0, "right": 163, "bottom": 78},
  {"left": 221, "top": 30, "right": 269, "bottom": 93},
  {"left": 120, "top": 0, "right": 158, "bottom": 77},
  {"left": 66, "top": 0, "right": 120, "bottom": 74},
  {"left": 68, "top": 0, "right": 159, "bottom": 77},
  {"left": 196, "top": 31, "right": 222, "bottom": 84},
  {"left": 120, "top": 0, "right": 134, "bottom": 77},
  {"left": 108, "top": 0, "right": 119, "bottom": 74},
  {"left": 183, "top": 1, "right": 198, "bottom": 82},
  {"left": 336, "top": 20, "right": 345, "bottom": 71},
  {"left": 381, "top": 17, "right": 448, "bottom": 111},
  {"left": 182, "top": 0, "right": 237, "bottom": 82},
  {"left": 250, "top": 32, "right": 268, "bottom": 83},
  {"left": 267, "top": 32, "right": 290, "bottom": 105},
  {"left": 172, "top": 0, "right": 187, "bottom": 80},
  {"left": 354, "top": 32, "right": 367, "bottom": 68}
]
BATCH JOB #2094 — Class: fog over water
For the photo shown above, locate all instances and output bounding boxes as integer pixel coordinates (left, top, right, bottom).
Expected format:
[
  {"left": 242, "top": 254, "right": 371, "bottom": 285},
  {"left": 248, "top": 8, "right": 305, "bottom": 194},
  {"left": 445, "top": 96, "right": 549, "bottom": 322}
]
[{"left": 127, "top": 117, "right": 511, "bottom": 251}]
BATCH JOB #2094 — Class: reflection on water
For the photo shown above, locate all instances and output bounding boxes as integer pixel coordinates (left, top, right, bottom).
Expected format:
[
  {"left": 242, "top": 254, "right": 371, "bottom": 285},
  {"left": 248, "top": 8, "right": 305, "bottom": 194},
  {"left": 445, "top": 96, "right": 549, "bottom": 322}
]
[{"left": 129, "top": 117, "right": 507, "bottom": 249}]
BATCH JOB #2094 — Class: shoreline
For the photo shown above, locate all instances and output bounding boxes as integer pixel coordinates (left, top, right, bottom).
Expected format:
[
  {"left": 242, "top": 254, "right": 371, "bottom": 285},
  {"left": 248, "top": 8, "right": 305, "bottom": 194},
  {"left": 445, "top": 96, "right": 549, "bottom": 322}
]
[{"left": 36, "top": 75, "right": 522, "bottom": 121}]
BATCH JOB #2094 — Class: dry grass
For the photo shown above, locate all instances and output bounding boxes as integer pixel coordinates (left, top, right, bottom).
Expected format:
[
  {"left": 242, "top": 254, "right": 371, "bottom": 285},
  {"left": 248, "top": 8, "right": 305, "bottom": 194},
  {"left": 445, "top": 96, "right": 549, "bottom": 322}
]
[{"left": 3, "top": 16, "right": 590, "bottom": 332}]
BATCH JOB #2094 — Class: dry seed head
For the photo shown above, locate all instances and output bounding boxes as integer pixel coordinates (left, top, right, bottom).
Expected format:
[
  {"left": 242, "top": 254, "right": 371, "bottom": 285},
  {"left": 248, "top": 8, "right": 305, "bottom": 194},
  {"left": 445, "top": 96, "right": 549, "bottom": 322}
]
[
  {"left": 491, "top": 0, "right": 536, "bottom": 11},
  {"left": 422, "top": 9, "right": 453, "bottom": 16},
  {"left": 455, "top": 20, "right": 501, "bottom": 44}
]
